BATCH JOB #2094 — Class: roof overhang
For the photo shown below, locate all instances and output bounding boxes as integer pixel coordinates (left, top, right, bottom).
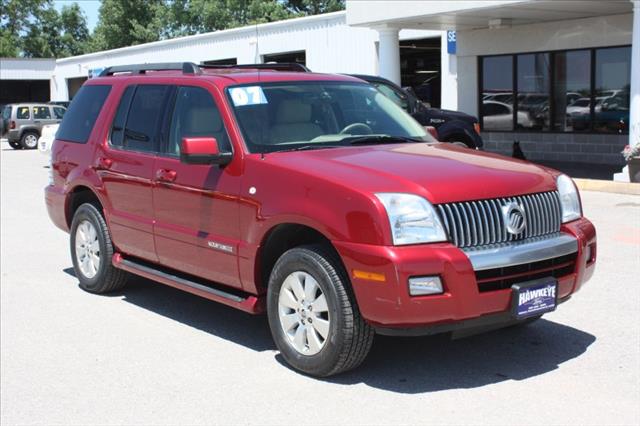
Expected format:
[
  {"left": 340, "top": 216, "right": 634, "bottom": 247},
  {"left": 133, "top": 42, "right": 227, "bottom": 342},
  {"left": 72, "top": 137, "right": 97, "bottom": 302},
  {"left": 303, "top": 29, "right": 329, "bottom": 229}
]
[{"left": 346, "top": 0, "right": 633, "bottom": 31}]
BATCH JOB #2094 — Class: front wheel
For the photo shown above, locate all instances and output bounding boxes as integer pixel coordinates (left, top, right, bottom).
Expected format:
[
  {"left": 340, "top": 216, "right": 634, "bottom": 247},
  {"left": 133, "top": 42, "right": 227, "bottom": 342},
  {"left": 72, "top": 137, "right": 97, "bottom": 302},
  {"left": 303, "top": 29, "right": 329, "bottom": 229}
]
[
  {"left": 267, "top": 245, "right": 374, "bottom": 377},
  {"left": 20, "top": 131, "right": 39, "bottom": 149},
  {"left": 70, "top": 203, "right": 128, "bottom": 294}
]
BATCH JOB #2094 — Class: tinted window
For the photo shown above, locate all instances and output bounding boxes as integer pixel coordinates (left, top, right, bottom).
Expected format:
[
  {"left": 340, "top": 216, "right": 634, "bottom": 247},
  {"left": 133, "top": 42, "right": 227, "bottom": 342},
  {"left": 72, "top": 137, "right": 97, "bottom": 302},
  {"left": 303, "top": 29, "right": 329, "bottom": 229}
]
[
  {"left": 482, "top": 56, "right": 513, "bottom": 130},
  {"left": 168, "top": 86, "right": 231, "bottom": 155},
  {"left": 517, "top": 53, "right": 550, "bottom": 130},
  {"left": 554, "top": 50, "right": 591, "bottom": 131},
  {"left": 53, "top": 107, "right": 66, "bottom": 119},
  {"left": 16, "top": 106, "right": 30, "bottom": 119},
  {"left": 56, "top": 85, "right": 111, "bottom": 143},
  {"left": 2, "top": 106, "right": 11, "bottom": 120},
  {"left": 110, "top": 86, "right": 135, "bottom": 147},
  {"left": 33, "top": 106, "right": 51, "bottom": 119},
  {"left": 122, "top": 85, "right": 170, "bottom": 152}
]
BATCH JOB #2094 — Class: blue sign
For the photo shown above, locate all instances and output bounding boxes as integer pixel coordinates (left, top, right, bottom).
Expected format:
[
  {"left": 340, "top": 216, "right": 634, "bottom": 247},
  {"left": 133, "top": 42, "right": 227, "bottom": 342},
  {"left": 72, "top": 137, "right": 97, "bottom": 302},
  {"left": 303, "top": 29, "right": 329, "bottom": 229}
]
[
  {"left": 447, "top": 30, "right": 456, "bottom": 55},
  {"left": 88, "top": 67, "right": 106, "bottom": 79}
]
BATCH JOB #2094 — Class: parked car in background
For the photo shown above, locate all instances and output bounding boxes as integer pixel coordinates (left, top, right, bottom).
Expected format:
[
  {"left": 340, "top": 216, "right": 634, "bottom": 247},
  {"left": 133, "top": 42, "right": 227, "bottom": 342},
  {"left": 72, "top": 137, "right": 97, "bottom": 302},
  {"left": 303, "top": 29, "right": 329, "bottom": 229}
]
[
  {"left": 48, "top": 101, "right": 71, "bottom": 109},
  {"left": 46, "top": 62, "right": 596, "bottom": 377},
  {"left": 350, "top": 74, "right": 483, "bottom": 149},
  {"left": 482, "top": 100, "right": 535, "bottom": 130},
  {"left": 38, "top": 123, "right": 59, "bottom": 155},
  {"left": 1, "top": 103, "right": 66, "bottom": 149}
]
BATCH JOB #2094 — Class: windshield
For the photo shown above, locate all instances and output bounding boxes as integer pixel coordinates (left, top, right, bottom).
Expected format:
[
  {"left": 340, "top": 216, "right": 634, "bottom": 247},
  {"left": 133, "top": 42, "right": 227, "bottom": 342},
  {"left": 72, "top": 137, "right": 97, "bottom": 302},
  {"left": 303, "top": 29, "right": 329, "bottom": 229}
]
[{"left": 227, "top": 82, "right": 432, "bottom": 153}]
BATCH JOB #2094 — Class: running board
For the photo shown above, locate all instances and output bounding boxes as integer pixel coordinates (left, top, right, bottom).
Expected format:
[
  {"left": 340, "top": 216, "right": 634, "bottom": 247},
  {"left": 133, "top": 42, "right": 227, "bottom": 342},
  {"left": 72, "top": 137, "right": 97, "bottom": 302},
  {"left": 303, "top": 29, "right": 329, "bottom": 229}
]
[{"left": 112, "top": 253, "right": 264, "bottom": 314}]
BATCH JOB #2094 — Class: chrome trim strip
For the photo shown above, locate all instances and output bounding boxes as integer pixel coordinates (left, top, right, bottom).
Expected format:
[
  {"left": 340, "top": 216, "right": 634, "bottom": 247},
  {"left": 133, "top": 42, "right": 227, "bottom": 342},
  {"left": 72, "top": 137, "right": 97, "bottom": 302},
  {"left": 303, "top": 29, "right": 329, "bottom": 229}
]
[{"left": 463, "top": 233, "right": 578, "bottom": 271}]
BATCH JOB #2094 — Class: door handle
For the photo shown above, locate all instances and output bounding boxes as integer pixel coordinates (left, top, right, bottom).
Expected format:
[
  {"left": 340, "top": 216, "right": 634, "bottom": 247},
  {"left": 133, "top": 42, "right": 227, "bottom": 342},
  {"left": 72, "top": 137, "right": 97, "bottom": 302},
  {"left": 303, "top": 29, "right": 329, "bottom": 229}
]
[
  {"left": 96, "top": 157, "right": 113, "bottom": 170},
  {"left": 156, "top": 169, "right": 177, "bottom": 182}
]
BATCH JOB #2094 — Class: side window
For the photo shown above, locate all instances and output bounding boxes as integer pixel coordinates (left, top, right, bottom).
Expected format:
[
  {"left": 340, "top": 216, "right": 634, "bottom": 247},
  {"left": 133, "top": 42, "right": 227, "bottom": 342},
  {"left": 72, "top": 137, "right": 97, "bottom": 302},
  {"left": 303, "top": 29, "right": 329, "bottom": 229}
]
[
  {"left": 53, "top": 107, "right": 66, "bottom": 119},
  {"left": 167, "top": 86, "right": 231, "bottom": 156},
  {"left": 16, "top": 106, "right": 30, "bottom": 119},
  {"left": 56, "top": 85, "right": 112, "bottom": 143},
  {"left": 121, "top": 85, "right": 171, "bottom": 153},
  {"left": 110, "top": 86, "right": 135, "bottom": 147},
  {"left": 33, "top": 106, "right": 51, "bottom": 119}
]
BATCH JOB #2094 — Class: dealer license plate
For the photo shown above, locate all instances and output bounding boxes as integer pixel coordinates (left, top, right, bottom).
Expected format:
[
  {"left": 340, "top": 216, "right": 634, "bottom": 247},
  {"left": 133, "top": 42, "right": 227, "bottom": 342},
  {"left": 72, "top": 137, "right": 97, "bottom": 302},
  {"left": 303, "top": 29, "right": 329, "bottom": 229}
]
[{"left": 511, "top": 278, "right": 558, "bottom": 319}]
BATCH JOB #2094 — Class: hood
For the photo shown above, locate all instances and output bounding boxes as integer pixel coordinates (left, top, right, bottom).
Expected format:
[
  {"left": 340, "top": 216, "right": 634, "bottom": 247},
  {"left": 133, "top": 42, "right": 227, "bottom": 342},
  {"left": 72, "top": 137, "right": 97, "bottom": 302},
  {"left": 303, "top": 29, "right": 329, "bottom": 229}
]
[
  {"left": 425, "top": 106, "right": 477, "bottom": 123},
  {"left": 269, "top": 143, "right": 558, "bottom": 204}
]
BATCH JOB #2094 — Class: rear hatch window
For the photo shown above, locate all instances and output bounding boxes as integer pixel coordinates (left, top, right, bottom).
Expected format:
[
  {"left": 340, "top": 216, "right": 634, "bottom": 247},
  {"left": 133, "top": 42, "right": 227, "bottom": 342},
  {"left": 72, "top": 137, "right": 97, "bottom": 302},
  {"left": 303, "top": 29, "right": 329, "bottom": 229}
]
[{"left": 56, "top": 85, "right": 111, "bottom": 143}]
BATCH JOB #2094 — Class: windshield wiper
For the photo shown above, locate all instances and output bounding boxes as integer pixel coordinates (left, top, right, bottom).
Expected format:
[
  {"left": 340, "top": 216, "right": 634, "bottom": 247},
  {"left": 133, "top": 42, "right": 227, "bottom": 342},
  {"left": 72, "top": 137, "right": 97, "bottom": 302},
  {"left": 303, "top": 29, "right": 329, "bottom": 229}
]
[
  {"left": 342, "top": 135, "right": 423, "bottom": 146},
  {"left": 277, "top": 145, "right": 341, "bottom": 152}
]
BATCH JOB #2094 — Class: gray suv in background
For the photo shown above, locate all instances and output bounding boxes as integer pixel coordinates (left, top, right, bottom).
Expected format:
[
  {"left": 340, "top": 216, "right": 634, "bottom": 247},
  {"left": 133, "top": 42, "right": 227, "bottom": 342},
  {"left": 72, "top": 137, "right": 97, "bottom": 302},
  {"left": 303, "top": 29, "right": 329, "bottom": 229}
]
[{"left": 1, "top": 103, "right": 66, "bottom": 149}]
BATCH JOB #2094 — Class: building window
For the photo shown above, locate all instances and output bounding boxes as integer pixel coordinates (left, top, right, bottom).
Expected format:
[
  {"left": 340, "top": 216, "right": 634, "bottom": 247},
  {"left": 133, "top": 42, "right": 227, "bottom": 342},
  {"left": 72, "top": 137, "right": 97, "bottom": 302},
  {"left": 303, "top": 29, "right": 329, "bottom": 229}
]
[
  {"left": 202, "top": 58, "right": 237, "bottom": 66},
  {"left": 480, "top": 46, "right": 630, "bottom": 134},
  {"left": 263, "top": 50, "right": 306, "bottom": 66},
  {"left": 481, "top": 55, "right": 513, "bottom": 131}
]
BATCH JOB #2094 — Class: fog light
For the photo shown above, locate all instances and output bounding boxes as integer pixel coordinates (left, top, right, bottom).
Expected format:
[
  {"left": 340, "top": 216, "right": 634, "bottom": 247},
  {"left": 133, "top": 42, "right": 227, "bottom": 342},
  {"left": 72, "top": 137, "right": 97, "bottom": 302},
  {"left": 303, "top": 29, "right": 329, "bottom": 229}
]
[{"left": 409, "top": 276, "right": 443, "bottom": 296}]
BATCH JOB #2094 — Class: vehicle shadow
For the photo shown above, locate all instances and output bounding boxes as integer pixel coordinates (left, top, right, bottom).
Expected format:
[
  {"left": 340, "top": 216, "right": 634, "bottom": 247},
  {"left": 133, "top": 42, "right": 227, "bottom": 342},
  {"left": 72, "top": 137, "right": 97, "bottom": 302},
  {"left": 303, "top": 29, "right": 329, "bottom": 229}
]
[
  {"left": 63, "top": 268, "right": 274, "bottom": 352},
  {"left": 323, "top": 319, "right": 595, "bottom": 393},
  {"left": 63, "top": 267, "right": 595, "bottom": 393}
]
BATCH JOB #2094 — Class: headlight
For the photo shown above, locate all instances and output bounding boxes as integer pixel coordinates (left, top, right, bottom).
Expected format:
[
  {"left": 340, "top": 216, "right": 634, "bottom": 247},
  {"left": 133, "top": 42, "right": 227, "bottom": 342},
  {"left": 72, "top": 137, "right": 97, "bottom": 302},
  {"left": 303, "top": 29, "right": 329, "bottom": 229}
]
[
  {"left": 375, "top": 193, "right": 447, "bottom": 245},
  {"left": 556, "top": 174, "right": 581, "bottom": 223}
]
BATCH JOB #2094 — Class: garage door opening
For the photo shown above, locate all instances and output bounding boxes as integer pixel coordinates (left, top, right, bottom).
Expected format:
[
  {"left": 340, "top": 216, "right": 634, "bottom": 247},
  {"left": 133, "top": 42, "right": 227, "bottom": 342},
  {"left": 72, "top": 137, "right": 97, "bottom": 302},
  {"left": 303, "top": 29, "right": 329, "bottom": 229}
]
[
  {"left": 66, "top": 77, "right": 88, "bottom": 100},
  {"left": 400, "top": 38, "right": 441, "bottom": 108},
  {"left": 0, "top": 80, "right": 50, "bottom": 104},
  {"left": 263, "top": 50, "right": 306, "bottom": 66}
]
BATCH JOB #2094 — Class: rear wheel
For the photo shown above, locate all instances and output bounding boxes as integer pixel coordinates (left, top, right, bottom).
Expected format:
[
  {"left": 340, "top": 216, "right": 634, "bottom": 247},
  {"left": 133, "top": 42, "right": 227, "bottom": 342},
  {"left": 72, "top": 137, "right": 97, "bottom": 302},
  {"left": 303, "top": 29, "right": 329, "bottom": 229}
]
[
  {"left": 70, "top": 203, "right": 128, "bottom": 294},
  {"left": 20, "top": 131, "right": 38, "bottom": 149},
  {"left": 267, "top": 245, "right": 374, "bottom": 377},
  {"left": 8, "top": 141, "right": 21, "bottom": 149}
]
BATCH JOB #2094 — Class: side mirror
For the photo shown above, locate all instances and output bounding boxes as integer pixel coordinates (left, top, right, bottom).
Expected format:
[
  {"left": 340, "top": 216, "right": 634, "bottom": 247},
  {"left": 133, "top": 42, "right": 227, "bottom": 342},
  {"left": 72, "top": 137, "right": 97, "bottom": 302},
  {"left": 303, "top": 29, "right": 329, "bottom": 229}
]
[{"left": 180, "top": 137, "right": 232, "bottom": 165}]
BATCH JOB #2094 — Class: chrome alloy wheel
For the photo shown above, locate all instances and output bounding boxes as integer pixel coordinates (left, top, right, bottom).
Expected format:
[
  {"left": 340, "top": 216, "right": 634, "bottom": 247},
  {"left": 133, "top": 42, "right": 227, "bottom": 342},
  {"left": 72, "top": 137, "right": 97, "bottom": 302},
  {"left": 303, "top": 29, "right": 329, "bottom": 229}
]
[
  {"left": 278, "top": 271, "right": 330, "bottom": 356},
  {"left": 75, "top": 220, "right": 101, "bottom": 279},
  {"left": 24, "top": 134, "right": 38, "bottom": 148}
]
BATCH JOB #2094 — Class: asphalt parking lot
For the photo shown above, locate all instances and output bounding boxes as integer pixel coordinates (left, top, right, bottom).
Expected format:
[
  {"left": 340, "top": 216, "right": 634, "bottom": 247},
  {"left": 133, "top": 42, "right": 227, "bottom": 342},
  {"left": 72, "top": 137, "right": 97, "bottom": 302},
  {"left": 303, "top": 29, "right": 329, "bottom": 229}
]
[{"left": 1, "top": 146, "right": 639, "bottom": 426}]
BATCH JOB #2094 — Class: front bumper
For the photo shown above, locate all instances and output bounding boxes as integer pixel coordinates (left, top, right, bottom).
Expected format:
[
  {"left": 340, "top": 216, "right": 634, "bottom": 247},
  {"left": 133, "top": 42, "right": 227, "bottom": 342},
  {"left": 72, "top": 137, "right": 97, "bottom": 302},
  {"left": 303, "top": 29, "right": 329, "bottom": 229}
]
[{"left": 334, "top": 218, "right": 596, "bottom": 332}]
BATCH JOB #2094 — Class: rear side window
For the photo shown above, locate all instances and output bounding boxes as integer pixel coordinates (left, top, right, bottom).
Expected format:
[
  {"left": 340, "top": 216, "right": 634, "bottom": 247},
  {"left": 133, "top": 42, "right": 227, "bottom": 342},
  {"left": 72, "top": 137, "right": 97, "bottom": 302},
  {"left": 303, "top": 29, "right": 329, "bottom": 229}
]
[
  {"left": 110, "top": 86, "right": 135, "bottom": 147},
  {"left": 33, "top": 106, "right": 51, "bottom": 119},
  {"left": 56, "top": 85, "right": 111, "bottom": 143},
  {"left": 16, "top": 106, "right": 30, "bottom": 119},
  {"left": 53, "top": 107, "right": 66, "bottom": 119},
  {"left": 111, "top": 85, "right": 171, "bottom": 153}
]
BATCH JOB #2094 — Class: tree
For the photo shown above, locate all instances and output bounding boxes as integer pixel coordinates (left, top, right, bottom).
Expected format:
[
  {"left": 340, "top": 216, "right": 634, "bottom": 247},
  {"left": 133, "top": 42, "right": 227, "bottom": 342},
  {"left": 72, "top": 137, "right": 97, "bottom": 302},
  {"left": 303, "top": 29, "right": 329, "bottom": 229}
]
[
  {"left": 90, "top": 0, "right": 167, "bottom": 52},
  {"left": 0, "top": 0, "right": 90, "bottom": 58},
  {"left": 283, "top": 0, "right": 345, "bottom": 15},
  {"left": 162, "top": 0, "right": 292, "bottom": 38}
]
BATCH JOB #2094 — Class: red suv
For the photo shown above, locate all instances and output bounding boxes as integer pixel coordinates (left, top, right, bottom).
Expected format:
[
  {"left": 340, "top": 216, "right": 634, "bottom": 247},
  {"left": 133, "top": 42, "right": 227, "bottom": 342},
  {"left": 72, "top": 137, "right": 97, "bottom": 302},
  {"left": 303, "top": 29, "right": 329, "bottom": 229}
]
[{"left": 46, "top": 63, "right": 596, "bottom": 377}]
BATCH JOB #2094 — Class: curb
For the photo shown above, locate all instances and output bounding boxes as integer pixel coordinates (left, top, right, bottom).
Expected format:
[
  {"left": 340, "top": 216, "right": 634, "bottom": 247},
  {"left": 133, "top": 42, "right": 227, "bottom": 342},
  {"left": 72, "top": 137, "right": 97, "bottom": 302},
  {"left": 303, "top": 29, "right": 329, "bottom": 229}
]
[{"left": 574, "top": 178, "right": 640, "bottom": 196}]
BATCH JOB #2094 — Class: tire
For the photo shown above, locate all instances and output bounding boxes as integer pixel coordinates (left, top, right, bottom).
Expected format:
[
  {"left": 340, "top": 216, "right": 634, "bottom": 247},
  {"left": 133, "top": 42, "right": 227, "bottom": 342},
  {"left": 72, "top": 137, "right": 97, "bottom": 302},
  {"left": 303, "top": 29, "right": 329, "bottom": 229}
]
[
  {"left": 451, "top": 141, "right": 469, "bottom": 148},
  {"left": 20, "top": 131, "right": 39, "bottom": 149},
  {"left": 267, "top": 245, "right": 374, "bottom": 377},
  {"left": 8, "top": 141, "right": 21, "bottom": 149},
  {"left": 70, "top": 203, "right": 128, "bottom": 294}
]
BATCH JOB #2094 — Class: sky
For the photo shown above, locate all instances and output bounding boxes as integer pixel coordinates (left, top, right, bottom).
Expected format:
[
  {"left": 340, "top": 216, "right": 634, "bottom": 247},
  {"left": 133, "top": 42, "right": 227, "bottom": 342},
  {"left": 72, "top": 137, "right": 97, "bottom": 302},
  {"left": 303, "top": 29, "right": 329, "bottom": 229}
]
[{"left": 53, "top": 0, "right": 101, "bottom": 32}]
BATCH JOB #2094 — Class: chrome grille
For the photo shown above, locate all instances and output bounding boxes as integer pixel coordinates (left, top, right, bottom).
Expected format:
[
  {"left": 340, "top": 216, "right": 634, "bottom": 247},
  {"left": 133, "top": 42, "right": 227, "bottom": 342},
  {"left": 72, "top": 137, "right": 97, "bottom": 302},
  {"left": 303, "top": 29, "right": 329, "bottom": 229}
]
[{"left": 436, "top": 191, "right": 562, "bottom": 248}]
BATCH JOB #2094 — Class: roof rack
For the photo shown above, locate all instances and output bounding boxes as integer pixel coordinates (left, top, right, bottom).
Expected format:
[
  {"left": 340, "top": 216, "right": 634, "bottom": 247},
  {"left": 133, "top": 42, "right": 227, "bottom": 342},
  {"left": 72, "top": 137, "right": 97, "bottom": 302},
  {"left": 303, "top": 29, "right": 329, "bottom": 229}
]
[
  {"left": 98, "top": 62, "right": 202, "bottom": 77},
  {"left": 98, "top": 61, "right": 310, "bottom": 77},
  {"left": 199, "top": 62, "right": 310, "bottom": 73}
]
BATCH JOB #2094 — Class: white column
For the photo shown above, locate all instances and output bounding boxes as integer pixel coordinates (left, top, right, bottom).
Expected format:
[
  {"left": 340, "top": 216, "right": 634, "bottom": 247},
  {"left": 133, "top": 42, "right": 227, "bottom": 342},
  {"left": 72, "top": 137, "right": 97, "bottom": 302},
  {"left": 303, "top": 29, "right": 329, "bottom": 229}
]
[
  {"left": 377, "top": 27, "right": 401, "bottom": 85},
  {"left": 440, "top": 32, "right": 458, "bottom": 110},
  {"left": 630, "top": 0, "right": 640, "bottom": 149}
]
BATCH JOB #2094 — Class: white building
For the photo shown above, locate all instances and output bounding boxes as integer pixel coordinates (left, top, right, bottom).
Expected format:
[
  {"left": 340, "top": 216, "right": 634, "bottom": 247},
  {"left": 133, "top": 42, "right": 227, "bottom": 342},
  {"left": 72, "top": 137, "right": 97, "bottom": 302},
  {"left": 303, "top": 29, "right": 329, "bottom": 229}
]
[
  {"left": 348, "top": 0, "right": 638, "bottom": 175},
  {"left": 0, "top": 1, "right": 637, "bottom": 178}
]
